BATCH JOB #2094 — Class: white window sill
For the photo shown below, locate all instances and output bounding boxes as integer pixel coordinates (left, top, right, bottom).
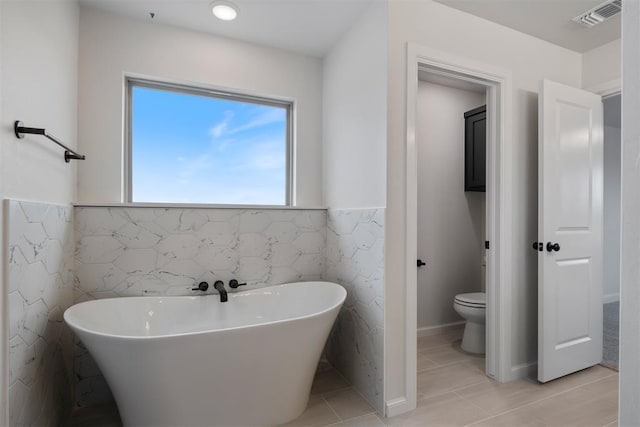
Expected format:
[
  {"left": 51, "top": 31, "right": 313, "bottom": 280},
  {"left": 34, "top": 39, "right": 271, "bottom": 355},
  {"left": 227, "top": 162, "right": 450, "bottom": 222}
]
[{"left": 73, "top": 202, "right": 327, "bottom": 210}]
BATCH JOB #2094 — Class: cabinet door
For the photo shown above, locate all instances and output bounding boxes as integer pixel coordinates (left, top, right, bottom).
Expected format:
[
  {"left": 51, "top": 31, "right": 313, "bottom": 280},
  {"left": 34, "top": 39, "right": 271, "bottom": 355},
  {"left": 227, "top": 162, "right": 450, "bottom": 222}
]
[{"left": 464, "top": 107, "right": 486, "bottom": 191}]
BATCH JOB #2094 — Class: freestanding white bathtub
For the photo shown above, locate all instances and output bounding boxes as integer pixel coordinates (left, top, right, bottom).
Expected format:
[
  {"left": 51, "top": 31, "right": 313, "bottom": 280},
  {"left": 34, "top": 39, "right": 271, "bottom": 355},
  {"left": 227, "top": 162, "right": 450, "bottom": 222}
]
[{"left": 64, "top": 281, "right": 346, "bottom": 426}]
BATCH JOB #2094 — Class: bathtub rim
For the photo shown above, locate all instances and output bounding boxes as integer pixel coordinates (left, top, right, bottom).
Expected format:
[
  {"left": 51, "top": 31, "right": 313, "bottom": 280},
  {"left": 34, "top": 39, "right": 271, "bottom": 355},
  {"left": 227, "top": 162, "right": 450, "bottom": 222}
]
[{"left": 64, "top": 281, "right": 346, "bottom": 341}]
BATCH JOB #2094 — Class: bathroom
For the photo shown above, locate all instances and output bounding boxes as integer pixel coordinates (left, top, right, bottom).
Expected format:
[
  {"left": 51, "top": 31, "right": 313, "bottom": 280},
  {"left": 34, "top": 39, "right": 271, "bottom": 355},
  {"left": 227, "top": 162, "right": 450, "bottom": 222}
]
[
  {"left": 0, "top": 0, "right": 633, "bottom": 425},
  {"left": 2, "top": 1, "right": 386, "bottom": 425},
  {"left": 415, "top": 74, "right": 488, "bottom": 375},
  {"left": 414, "top": 66, "right": 623, "bottom": 401}
]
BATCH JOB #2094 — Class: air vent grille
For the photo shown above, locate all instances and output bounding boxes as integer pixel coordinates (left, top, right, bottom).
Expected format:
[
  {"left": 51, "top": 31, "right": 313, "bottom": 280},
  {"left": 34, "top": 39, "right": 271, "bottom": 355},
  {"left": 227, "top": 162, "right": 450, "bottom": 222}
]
[{"left": 573, "top": 0, "right": 622, "bottom": 27}]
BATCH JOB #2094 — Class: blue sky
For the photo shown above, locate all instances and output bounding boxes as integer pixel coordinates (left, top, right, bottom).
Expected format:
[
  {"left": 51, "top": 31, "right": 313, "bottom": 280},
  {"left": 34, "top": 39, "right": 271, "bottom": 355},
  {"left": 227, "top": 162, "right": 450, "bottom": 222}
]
[{"left": 132, "top": 86, "right": 287, "bottom": 205}]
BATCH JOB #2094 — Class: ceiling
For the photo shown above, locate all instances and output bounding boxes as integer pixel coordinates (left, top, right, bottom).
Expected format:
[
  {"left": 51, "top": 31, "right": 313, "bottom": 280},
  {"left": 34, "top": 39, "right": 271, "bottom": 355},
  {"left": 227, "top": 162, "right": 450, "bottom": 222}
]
[
  {"left": 80, "top": 0, "right": 373, "bottom": 57},
  {"left": 81, "top": 0, "right": 621, "bottom": 56},
  {"left": 434, "top": 0, "right": 621, "bottom": 53}
]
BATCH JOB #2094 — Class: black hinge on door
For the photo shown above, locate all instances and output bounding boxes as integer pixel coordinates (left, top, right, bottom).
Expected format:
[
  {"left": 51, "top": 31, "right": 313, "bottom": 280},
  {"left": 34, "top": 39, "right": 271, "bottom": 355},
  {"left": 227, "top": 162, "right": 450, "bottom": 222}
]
[{"left": 485, "top": 241, "right": 490, "bottom": 249}]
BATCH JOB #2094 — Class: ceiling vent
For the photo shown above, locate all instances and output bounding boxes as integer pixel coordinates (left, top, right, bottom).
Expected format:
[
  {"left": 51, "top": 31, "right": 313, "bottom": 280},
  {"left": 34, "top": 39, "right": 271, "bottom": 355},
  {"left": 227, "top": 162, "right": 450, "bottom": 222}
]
[{"left": 573, "top": 0, "right": 622, "bottom": 27}]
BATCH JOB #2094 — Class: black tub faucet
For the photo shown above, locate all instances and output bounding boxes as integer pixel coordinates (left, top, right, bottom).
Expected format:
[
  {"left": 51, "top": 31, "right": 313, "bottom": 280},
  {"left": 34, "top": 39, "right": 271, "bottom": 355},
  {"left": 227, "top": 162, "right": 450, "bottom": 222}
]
[{"left": 213, "top": 280, "right": 228, "bottom": 303}]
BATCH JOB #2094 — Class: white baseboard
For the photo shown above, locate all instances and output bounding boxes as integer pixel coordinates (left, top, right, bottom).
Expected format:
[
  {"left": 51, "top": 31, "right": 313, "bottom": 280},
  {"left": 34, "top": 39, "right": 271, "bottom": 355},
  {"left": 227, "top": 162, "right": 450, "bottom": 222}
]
[
  {"left": 603, "top": 293, "right": 620, "bottom": 304},
  {"left": 417, "top": 321, "right": 465, "bottom": 337},
  {"left": 507, "top": 361, "right": 537, "bottom": 381},
  {"left": 385, "top": 397, "right": 415, "bottom": 418}
]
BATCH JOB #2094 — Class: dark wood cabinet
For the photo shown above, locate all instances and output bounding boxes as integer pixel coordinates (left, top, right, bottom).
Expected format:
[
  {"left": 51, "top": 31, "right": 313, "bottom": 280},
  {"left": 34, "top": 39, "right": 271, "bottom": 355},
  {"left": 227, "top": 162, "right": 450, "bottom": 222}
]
[{"left": 464, "top": 105, "right": 486, "bottom": 192}]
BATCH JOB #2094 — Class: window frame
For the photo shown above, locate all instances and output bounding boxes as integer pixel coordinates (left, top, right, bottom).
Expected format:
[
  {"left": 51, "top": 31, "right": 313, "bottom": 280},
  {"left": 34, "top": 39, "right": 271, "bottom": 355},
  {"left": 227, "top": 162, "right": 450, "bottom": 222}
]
[{"left": 124, "top": 76, "right": 294, "bottom": 206}]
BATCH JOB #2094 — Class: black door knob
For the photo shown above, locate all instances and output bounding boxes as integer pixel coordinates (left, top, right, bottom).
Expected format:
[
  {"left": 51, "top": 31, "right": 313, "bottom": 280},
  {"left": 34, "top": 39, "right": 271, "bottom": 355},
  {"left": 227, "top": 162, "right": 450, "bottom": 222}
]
[
  {"left": 417, "top": 259, "right": 426, "bottom": 267},
  {"left": 532, "top": 242, "right": 543, "bottom": 251},
  {"left": 546, "top": 242, "right": 560, "bottom": 252}
]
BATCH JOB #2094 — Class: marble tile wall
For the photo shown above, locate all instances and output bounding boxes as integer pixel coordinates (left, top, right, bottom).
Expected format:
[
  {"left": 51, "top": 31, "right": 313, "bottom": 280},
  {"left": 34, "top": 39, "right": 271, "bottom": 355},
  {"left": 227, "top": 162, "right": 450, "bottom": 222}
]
[
  {"left": 324, "top": 208, "right": 385, "bottom": 413},
  {"left": 8, "top": 204, "right": 385, "bottom": 412},
  {"left": 5, "top": 200, "right": 75, "bottom": 426},
  {"left": 73, "top": 206, "right": 326, "bottom": 405}
]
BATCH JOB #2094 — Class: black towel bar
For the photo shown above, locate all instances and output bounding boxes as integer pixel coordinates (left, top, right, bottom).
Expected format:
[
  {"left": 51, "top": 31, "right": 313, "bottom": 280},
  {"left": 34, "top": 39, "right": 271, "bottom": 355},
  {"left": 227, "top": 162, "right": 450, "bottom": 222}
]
[{"left": 14, "top": 120, "right": 85, "bottom": 163}]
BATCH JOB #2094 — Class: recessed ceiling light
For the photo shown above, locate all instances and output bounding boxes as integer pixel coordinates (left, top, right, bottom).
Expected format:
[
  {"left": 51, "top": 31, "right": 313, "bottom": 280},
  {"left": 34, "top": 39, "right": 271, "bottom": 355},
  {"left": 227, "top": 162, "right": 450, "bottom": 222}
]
[{"left": 211, "top": 1, "right": 238, "bottom": 21}]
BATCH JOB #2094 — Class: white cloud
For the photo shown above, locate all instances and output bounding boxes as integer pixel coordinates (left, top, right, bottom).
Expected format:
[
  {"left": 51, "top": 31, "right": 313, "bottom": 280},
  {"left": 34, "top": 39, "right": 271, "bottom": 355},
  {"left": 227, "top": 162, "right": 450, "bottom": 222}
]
[
  {"left": 209, "top": 110, "right": 234, "bottom": 138},
  {"left": 226, "top": 108, "right": 285, "bottom": 136},
  {"left": 208, "top": 108, "right": 284, "bottom": 140}
]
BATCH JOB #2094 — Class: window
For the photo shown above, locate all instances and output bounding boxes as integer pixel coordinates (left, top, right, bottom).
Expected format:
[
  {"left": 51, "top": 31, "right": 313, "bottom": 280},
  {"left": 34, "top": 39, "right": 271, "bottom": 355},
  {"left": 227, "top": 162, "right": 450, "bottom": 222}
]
[{"left": 126, "top": 78, "right": 292, "bottom": 205}]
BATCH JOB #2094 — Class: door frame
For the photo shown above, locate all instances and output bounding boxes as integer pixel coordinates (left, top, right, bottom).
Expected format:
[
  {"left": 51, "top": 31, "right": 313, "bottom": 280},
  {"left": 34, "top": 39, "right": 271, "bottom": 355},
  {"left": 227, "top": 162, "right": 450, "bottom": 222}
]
[
  {"left": 402, "top": 43, "right": 513, "bottom": 413},
  {"left": 585, "top": 78, "right": 621, "bottom": 98}
]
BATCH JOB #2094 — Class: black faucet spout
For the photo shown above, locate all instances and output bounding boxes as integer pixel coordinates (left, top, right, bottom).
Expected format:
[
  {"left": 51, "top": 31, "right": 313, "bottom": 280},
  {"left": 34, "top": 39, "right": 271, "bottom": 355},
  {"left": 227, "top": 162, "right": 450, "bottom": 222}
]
[{"left": 213, "top": 280, "right": 228, "bottom": 303}]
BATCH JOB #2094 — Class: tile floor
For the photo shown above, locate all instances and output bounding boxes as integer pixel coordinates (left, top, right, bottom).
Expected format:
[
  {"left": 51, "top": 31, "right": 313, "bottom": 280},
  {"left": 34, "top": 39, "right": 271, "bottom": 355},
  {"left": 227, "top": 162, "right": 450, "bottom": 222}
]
[
  {"left": 68, "top": 325, "right": 619, "bottom": 426},
  {"left": 398, "top": 324, "right": 618, "bottom": 427}
]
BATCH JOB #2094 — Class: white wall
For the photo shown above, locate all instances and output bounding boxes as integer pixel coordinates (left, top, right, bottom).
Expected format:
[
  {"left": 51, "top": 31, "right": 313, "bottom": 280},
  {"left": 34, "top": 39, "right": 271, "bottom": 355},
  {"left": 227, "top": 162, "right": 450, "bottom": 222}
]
[
  {"left": 416, "top": 81, "right": 485, "bottom": 328},
  {"left": 322, "top": 2, "right": 387, "bottom": 412},
  {"left": 0, "top": 5, "right": 5, "bottom": 424},
  {"left": 322, "top": 2, "right": 387, "bottom": 208},
  {"left": 582, "top": 39, "right": 621, "bottom": 91},
  {"left": 77, "top": 6, "right": 323, "bottom": 206},
  {"left": 0, "top": 2, "right": 78, "bottom": 204},
  {"left": 0, "top": 1, "right": 79, "bottom": 424},
  {"left": 603, "top": 124, "right": 621, "bottom": 302},
  {"left": 619, "top": 2, "right": 640, "bottom": 422},
  {"left": 385, "top": 0, "right": 583, "bottom": 408},
  {"left": 603, "top": 95, "right": 621, "bottom": 303}
]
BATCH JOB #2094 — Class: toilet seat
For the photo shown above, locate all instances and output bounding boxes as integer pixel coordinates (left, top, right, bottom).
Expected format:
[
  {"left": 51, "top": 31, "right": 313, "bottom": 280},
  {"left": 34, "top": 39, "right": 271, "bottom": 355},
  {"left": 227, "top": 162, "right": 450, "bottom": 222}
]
[{"left": 454, "top": 292, "right": 486, "bottom": 308}]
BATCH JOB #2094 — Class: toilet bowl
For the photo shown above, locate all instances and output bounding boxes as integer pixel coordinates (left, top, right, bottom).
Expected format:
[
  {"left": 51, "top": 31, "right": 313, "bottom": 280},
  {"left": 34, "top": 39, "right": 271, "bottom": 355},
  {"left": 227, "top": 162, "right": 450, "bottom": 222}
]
[{"left": 453, "top": 292, "right": 486, "bottom": 354}]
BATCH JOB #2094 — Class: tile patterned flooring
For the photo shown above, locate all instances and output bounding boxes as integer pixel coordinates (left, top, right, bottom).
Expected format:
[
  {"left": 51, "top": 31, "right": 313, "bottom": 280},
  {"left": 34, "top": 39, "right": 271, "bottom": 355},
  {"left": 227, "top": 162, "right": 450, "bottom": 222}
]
[
  {"left": 68, "top": 325, "right": 619, "bottom": 426},
  {"left": 403, "top": 325, "right": 618, "bottom": 427}
]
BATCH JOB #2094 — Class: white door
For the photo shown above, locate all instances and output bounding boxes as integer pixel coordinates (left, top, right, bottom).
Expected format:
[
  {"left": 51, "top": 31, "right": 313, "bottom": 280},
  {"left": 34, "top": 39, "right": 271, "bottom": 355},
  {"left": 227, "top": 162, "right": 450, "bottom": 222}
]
[{"left": 538, "top": 79, "right": 603, "bottom": 383}]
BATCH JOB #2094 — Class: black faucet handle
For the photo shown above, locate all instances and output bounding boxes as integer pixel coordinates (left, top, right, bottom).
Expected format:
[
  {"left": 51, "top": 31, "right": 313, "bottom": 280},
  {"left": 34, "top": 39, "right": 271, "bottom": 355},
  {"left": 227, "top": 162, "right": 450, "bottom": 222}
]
[
  {"left": 229, "top": 279, "right": 247, "bottom": 289},
  {"left": 192, "top": 282, "right": 209, "bottom": 292}
]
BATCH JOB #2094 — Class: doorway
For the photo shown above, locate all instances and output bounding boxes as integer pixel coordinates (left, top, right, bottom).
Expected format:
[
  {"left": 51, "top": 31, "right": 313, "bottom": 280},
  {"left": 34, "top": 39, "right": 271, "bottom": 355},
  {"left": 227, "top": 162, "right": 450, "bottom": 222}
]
[
  {"left": 602, "top": 92, "right": 621, "bottom": 370},
  {"left": 401, "top": 44, "right": 513, "bottom": 414},
  {"left": 414, "top": 71, "right": 490, "bottom": 397},
  {"left": 403, "top": 44, "right": 617, "bottom": 414}
]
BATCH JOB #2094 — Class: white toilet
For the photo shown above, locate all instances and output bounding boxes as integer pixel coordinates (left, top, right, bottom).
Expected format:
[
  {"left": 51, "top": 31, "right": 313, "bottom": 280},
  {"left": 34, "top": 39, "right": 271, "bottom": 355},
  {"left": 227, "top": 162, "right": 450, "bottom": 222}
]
[{"left": 453, "top": 292, "right": 486, "bottom": 354}]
